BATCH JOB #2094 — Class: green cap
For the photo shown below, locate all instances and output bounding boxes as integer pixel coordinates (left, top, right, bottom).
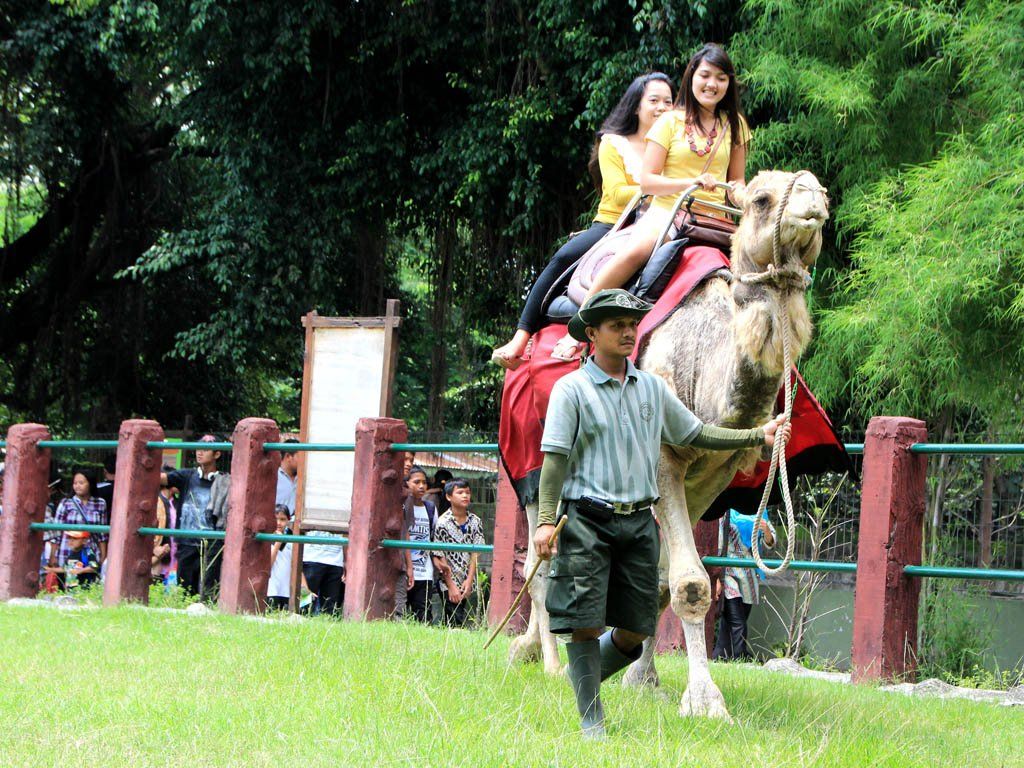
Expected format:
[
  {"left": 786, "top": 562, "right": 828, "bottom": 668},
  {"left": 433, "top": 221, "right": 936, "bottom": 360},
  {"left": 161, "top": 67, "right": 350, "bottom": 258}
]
[{"left": 567, "top": 289, "right": 654, "bottom": 342}]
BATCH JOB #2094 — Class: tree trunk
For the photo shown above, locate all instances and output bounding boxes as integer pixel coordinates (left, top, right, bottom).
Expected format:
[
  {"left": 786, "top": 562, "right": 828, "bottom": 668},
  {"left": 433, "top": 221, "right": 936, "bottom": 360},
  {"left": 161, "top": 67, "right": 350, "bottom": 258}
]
[{"left": 427, "top": 218, "right": 456, "bottom": 433}]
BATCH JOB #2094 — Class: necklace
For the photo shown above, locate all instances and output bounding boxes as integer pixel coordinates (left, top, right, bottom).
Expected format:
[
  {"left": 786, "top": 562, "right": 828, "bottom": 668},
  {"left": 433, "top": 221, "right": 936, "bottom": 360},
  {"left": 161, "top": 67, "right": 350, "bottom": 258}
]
[{"left": 686, "top": 116, "right": 719, "bottom": 157}]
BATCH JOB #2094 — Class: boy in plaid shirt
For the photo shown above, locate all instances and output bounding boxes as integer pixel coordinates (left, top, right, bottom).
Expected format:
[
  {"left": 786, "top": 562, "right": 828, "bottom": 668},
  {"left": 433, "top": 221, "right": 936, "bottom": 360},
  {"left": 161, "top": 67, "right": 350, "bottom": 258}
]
[{"left": 431, "top": 479, "right": 485, "bottom": 627}]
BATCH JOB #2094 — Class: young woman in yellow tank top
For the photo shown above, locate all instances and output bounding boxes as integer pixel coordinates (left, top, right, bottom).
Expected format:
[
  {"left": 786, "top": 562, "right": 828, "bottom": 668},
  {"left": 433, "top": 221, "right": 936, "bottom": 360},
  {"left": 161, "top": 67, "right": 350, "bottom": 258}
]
[
  {"left": 552, "top": 44, "right": 751, "bottom": 361},
  {"left": 490, "top": 73, "right": 675, "bottom": 370}
]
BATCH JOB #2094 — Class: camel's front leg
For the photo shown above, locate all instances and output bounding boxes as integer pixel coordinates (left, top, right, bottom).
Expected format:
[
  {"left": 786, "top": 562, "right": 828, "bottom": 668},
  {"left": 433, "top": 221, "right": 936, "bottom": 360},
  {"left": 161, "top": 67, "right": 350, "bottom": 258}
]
[
  {"left": 656, "top": 457, "right": 731, "bottom": 720},
  {"left": 507, "top": 502, "right": 562, "bottom": 675}
]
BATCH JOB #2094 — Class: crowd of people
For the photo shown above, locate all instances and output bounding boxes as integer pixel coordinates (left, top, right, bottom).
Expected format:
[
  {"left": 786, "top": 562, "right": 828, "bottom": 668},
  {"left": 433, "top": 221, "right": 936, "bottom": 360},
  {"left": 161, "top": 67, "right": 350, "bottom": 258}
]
[{"left": 0, "top": 437, "right": 488, "bottom": 629}]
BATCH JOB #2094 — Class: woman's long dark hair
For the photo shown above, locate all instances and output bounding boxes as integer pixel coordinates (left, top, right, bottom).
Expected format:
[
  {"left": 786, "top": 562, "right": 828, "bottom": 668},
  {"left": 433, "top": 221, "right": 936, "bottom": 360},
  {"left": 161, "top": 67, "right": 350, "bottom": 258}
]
[
  {"left": 588, "top": 72, "right": 674, "bottom": 189},
  {"left": 677, "top": 43, "right": 745, "bottom": 147}
]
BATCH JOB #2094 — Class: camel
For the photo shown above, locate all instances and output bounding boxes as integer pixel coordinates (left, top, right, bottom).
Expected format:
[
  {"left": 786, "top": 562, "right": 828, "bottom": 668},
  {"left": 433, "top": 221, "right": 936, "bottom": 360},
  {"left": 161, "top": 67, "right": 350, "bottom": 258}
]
[{"left": 508, "top": 169, "right": 830, "bottom": 719}]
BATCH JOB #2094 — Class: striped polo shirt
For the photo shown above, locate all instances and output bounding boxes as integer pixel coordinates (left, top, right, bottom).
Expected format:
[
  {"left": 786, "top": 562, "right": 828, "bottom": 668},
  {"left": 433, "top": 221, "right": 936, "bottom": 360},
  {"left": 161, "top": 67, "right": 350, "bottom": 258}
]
[{"left": 541, "top": 356, "right": 702, "bottom": 504}]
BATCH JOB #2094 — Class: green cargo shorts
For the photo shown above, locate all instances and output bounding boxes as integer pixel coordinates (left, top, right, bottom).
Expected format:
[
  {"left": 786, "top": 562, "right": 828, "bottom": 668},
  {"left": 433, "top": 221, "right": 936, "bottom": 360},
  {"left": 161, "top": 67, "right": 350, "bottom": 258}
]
[{"left": 545, "top": 500, "right": 661, "bottom": 636}]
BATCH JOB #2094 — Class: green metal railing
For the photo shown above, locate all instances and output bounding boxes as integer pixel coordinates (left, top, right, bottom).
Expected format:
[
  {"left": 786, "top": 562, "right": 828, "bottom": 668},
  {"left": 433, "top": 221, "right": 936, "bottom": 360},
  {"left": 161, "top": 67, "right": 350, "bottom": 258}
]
[
  {"left": 262, "top": 442, "right": 355, "bottom": 452},
  {"left": 390, "top": 443, "right": 499, "bottom": 453},
  {"left": 30, "top": 522, "right": 111, "bottom": 534},
  {"left": 27, "top": 521, "right": 1021, "bottom": 580},
  {"left": 254, "top": 533, "right": 348, "bottom": 546},
  {"left": 137, "top": 527, "right": 225, "bottom": 540},
  {"left": 903, "top": 564, "right": 1024, "bottom": 581},
  {"left": 908, "top": 443, "right": 1024, "bottom": 455},
  {"left": 9, "top": 437, "right": 1024, "bottom": 584},
  {"left": 379, "top": 539, "right": 493, "bottom": 554},
  {"left": 702, "top": 556, "right": 856, "bottom": 573},
  {"left": 7, "top": 440, "right": 1017, "bottom": 455},
  {"left": 37, "top": 440, "right": 118, "bottom": 449}
]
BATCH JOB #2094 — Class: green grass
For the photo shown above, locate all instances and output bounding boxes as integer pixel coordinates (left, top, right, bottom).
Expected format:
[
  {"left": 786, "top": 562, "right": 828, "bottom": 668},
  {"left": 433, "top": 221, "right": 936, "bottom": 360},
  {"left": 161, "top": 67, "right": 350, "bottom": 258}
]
[{"left": 0, "top": 604, "right": 1018, "bottom": 767}]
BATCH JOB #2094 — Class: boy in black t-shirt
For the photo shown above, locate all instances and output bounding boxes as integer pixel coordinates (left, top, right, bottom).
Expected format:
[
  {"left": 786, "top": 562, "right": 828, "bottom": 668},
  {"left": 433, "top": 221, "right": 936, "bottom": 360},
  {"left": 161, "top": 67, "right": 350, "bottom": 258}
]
[{"left": 160, "top": 434, "right": 224, "bottom": 600}]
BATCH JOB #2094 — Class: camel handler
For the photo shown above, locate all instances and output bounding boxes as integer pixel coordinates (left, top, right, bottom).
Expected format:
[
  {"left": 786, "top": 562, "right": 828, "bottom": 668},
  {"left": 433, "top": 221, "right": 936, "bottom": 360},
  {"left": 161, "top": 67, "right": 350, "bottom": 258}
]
[{"left": 535, "top": 288, "right": 788, "bottom": 740}]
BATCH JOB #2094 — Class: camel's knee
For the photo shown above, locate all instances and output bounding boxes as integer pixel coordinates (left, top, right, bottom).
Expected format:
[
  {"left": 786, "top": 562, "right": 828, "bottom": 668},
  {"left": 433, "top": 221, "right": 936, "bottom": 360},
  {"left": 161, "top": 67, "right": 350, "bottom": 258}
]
[{"left": 671, "top": 572, "right": 711, "bottom": 623}]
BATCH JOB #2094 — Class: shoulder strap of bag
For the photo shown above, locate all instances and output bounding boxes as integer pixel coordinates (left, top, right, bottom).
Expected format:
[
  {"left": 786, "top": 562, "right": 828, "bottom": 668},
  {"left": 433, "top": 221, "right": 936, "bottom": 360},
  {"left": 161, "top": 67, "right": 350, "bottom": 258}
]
[{"left": 69, "top": 496, "right": 88, "bottom": 523}]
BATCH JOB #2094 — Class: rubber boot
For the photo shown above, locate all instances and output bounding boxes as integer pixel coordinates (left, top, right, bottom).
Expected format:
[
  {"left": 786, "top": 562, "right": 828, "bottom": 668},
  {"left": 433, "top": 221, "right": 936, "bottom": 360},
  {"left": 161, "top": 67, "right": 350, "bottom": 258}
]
[
  {"left": 599, "top": 629, "right": 643, "bottom": 681},
  {"left": 565, "top": 640, "right": 606, "bottom": 740}
]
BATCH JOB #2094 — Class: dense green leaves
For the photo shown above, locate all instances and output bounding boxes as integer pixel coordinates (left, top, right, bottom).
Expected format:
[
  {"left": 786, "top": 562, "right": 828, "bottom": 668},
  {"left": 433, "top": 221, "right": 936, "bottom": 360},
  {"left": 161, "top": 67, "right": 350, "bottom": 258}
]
[{"left": 1, "top": 0, "right": 1020, "bottom": 436}]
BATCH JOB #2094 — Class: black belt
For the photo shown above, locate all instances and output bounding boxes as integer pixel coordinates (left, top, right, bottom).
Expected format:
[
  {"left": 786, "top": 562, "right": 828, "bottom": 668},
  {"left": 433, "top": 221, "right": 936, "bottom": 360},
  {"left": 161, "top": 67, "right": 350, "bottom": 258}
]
[{"left": 572, "top": 496, "right": 654, "bottom": 516}]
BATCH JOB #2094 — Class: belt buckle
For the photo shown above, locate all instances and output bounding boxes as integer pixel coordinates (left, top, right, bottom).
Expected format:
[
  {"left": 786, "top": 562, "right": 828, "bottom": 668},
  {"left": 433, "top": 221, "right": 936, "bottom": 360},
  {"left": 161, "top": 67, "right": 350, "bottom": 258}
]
[{"left": 612, "top": 501, "right": 633, "bottom": 515}]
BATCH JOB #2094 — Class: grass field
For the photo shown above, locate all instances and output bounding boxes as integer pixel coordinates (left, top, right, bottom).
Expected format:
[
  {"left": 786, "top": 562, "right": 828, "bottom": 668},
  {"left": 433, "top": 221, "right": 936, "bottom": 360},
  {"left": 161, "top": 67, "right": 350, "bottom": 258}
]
[{"left": 1, "top": 604, "right": 1019, "bottom": 767}]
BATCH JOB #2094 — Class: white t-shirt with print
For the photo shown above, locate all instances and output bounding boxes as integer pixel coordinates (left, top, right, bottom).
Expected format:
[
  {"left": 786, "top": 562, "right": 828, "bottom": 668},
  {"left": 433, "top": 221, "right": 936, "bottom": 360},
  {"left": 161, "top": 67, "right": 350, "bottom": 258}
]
[{"left": 409, "top": 504, "right": 434, "bottom": 581}]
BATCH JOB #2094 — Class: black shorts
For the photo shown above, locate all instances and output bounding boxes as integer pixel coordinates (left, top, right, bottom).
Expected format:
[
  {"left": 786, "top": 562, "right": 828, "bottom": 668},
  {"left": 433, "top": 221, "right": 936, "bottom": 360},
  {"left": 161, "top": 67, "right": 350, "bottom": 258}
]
[{"left": 545, "top": 501, "right": 660, "bottom": 636}]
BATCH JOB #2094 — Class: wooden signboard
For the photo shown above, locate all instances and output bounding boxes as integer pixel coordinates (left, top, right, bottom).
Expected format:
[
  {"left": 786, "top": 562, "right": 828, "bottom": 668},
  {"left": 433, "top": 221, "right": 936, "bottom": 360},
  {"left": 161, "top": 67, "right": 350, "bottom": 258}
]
[{"left": 294, "top": 300, "right": 401, "bottom": 532}]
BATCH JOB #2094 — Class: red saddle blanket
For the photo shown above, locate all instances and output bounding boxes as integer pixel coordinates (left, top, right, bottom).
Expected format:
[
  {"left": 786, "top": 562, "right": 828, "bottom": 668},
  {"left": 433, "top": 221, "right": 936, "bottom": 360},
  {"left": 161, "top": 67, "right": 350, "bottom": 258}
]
[{"left": 498, "top": 246, "right": 852, "bottom": 519}]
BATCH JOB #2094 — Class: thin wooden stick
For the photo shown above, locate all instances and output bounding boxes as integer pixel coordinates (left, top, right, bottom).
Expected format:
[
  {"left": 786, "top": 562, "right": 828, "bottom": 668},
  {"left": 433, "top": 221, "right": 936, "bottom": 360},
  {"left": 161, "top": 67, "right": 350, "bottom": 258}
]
[{"left": 484, "top": 514, "right": 567, "bottom": 650}]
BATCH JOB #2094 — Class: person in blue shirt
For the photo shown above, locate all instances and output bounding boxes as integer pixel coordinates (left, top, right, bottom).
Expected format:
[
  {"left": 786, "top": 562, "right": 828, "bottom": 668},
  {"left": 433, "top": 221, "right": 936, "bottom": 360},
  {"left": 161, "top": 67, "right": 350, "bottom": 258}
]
[{"left": 713, "top": 508, "right": 776, "bottom": 660}]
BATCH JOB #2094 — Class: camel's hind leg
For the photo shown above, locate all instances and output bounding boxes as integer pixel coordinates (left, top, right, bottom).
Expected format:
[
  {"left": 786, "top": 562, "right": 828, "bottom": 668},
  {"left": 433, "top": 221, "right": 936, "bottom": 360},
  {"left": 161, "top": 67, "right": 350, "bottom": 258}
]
[
  {"left": 656, "top": 454, "right": 731, "bottom": 720},
  {"left": 623, "top": 541, "right": 670, "bottom": 688},
  {"left": 622, "top": 587, "right": 669, "bottom": 688},
  {"left": 507, "top": 502, "right": 562, "bottom": 675}
]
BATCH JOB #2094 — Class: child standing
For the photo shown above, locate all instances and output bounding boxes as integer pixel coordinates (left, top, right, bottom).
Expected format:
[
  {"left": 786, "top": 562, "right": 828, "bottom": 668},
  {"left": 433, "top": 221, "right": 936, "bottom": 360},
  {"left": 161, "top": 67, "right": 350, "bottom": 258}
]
[
  {"left": 402, "top": 466, "right": 437, "bottom": 622},
  {"left": 267, "top": 505, "right": 293, "bottom": 610},
  {"left": 432, "top": 479, "right": 485, "bottom": 627},
  {"left": 45, "top": 530, "right": 100, "bottom": 591}
]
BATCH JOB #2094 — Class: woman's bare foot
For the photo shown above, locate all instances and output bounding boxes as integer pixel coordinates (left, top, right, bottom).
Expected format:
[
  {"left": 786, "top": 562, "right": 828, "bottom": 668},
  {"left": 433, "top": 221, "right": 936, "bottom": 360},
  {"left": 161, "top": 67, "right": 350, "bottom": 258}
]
[
  {"left": 491, "top": 330, "right": 532, "bottom": 370},
  {"left": 551, "top": 333, "right": 585, "bottom": 361}
]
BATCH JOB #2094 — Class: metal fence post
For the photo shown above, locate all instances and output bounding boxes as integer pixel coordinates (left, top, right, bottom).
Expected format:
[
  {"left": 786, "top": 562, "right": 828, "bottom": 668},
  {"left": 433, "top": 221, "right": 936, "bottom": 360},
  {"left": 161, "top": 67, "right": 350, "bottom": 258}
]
[
  {"left": 219, "top": 418, "right": 280, "bottom": 614},
  {"left": 343, "top": 417, "right": 407, "bottom": 620},
  {"left": 851, "top": 416, "right": 928, "bottom": 682},
  {"left": 0, "top": 424, "right": 52, "bottom": 600},
  {"left": 103, "top": 420, "right": 164, "bottom": 606}
]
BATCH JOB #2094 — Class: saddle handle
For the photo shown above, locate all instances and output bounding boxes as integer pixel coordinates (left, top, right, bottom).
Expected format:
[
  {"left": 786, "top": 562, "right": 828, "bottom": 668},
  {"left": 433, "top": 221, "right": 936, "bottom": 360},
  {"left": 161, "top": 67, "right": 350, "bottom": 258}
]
[{"left": 653, "top": 182, "right": 743, "bottom": 256}]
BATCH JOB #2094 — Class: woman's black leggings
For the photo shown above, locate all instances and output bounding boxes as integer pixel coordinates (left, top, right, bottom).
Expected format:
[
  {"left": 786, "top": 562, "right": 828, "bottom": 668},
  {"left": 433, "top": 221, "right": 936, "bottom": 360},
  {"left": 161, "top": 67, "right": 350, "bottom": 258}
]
[{"left": 516, "top": 221, "right": 613, "bottom": 333}]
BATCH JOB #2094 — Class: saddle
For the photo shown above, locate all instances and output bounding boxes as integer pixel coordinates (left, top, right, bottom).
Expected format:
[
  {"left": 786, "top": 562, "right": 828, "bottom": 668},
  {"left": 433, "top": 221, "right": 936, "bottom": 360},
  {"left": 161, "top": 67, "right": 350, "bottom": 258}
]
[{"left": 542, "top": 207, "right": 735, "bottom": 324}]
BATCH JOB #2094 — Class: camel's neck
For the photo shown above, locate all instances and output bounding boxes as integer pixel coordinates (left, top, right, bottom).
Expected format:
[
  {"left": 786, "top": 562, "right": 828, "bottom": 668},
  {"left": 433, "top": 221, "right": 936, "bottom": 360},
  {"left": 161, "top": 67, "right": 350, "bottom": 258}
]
[{"left": 725, "top": 274, "right": 812, "bottom": 417}]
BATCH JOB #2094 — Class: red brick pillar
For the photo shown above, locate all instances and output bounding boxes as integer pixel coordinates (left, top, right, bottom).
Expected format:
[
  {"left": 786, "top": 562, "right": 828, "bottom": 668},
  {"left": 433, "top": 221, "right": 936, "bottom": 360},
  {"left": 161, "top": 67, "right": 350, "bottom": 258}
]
[
  {"left": 343, "top": 417, "right": 407, "bottom": 620},
  {"left": 0, "top": 424, "right": 52, "bottom": 600},
  {"left": 657, "top": 518, "right": 721, "bottom": 653},
  {"left": 103, "top": 420, "right": 164, "bottom": 606},
  {"left": 487, "top": 464, "right": 530, "bottom": 631},
  {"left": 219, "top": 418, "right": 280, "bottom": 614},
  {"left": 852, "top": 416, "right": 928, "bottom": 682}
]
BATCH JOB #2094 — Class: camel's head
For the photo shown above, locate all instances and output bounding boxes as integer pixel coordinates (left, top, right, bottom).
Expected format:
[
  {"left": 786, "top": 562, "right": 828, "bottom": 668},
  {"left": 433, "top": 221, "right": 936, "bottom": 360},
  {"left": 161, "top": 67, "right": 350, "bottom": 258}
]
[{"left": 731, "top": 170, "right": 829, "bottom": 274}]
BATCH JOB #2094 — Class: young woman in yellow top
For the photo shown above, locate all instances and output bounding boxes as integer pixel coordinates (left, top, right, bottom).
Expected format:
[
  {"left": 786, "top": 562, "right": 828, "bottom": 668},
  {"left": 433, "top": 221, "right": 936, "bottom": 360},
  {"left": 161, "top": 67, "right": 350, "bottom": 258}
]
[
  {"left": 490, "top": 72, "right": 675, "bottom": 370},
  {"left": 552, "top": 44, "right": 751, "bottom": 360}
]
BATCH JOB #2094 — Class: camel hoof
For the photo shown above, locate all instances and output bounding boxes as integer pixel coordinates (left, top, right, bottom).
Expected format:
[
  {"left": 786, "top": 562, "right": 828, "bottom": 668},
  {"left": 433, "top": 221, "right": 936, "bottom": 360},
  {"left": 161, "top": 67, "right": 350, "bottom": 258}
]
[
  {"left": 543, "top": 654, "right": 565, "bottom": 676},
  {"left": 679, "top": 681, "right": 732, "bottom": 722},
  {"left": 508, "top": 635, "right": 541, "bottom": 665},
  {"left": 622, "top": 661, "right": 660, "bottom": 689}
]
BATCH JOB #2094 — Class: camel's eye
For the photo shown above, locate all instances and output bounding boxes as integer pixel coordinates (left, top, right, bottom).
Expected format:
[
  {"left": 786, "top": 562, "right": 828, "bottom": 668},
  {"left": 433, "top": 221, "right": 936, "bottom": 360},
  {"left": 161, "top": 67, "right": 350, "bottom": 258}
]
[{"left": 753, "top": 193, "right": 772, "bottom": 209}]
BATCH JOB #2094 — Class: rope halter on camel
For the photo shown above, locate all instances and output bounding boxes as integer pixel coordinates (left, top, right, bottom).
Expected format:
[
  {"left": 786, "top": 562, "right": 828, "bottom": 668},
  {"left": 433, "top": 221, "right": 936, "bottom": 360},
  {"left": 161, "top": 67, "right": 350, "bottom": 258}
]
[{"left": 747, "top": 170, "right": 819, "bottom": 577}]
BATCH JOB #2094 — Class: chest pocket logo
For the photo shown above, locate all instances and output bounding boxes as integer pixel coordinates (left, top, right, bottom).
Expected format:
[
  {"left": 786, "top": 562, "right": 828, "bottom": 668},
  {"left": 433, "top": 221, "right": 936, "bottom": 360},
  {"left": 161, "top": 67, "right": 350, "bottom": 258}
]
[{"left": 639, "top": 401, "right": 654, "bottom": 422}]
